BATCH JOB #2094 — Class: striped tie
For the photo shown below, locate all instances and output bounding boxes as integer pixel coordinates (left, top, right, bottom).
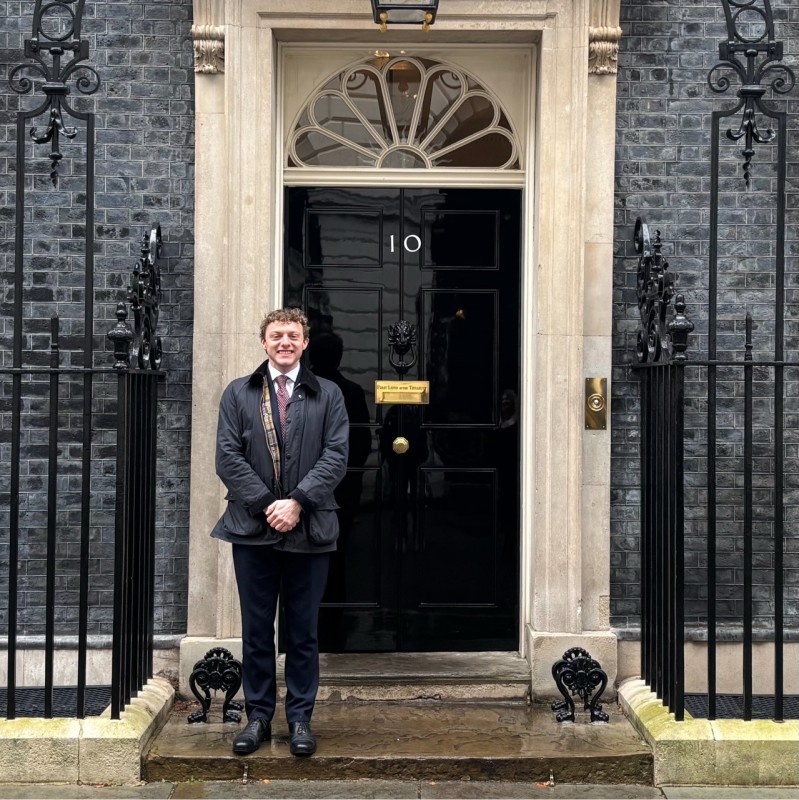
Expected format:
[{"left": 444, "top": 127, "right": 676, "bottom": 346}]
[{"left": 275, "top": 374, "right": 289, "bottom": 444}]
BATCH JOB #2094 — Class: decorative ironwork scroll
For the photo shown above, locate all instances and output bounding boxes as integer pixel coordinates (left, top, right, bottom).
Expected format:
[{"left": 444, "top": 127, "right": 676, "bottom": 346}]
[
  {"left": 388, "top": 320, "right": 417, "bottom": 377},
  {"left": 187, "top": 647, "right": 244, "bottom": 724},
  {"left": 107, "top": 225, "right": 164, "bottom": 371},
  {"left": 635, "top": 217, "right": 693, "bottom": 365},
  {"left": 708, "top": 0, "right": 796, "bottom": 186},
  {"left": 551, "top": 647, "right": 609, "bottom": 724},
  {"left": 9, "top": 0, "right": 100, "bottom": 186}
]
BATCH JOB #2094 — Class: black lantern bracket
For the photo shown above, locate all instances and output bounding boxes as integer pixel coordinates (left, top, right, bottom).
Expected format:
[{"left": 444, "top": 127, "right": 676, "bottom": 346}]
[
  {"left": 371, "top": 1, "right": 439, "bottom": 32},
  {"left": 9, "top": 0, "right": 100, "bottom": 186}
]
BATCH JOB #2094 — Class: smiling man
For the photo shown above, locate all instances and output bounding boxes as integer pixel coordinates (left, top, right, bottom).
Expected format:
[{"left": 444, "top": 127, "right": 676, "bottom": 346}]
[{"left": 212, "top": 307, "right": 349, "bottom": 757}]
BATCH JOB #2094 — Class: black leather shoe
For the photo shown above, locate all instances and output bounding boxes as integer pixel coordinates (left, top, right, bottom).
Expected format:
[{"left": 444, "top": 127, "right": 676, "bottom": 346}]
[
  {"left": 233, "top": 718, "right": 271, "bottom": 755},
  {"left": 288, "top": 721, "right": 317, "bottom": 756}
]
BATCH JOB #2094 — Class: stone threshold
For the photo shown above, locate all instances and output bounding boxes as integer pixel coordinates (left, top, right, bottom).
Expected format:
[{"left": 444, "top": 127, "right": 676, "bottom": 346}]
[
  {"left": 180, "top": 642, "right": 532, "bottom": 703},
  {"left": 311, "top": 651, "right": 531, "bottom": 702},
  {"left": 144, "top": 699, "right": 653, "bottom": 785},
  {"left": 618, "top": 678, "right": 799, "bottom": 787}
]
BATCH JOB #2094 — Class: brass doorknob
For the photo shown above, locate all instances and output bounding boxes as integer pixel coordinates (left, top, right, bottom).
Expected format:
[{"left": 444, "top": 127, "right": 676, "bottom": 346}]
[{"left": 392, "top": 436, "right": 410, "bottom": 454}]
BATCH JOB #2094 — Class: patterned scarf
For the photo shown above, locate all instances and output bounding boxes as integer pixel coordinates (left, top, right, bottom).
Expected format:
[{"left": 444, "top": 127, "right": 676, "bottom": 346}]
[{"left": 260, "top": 381, "right": 283, "bottom": 498}]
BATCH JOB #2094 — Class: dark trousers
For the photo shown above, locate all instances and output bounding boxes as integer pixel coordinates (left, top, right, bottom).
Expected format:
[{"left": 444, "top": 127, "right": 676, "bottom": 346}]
[{"left": 231, "top": 544, "right": 330, "bottom": 724}]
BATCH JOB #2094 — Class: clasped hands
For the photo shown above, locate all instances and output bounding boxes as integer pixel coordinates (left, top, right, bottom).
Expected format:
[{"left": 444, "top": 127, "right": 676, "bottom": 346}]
[{"left": 265, "top": 498, "right": 301, "bottom": 533}]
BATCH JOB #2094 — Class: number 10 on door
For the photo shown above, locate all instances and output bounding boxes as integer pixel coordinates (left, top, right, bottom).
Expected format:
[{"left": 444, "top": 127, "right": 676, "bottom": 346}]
[{"left": 389, "top": 235, "right": 422, "bottom": 253}]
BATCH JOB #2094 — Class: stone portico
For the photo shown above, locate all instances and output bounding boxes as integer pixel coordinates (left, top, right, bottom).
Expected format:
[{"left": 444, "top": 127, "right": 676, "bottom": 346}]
[{"left": 181, "top": 0, "right": 623, "bottom": 697}]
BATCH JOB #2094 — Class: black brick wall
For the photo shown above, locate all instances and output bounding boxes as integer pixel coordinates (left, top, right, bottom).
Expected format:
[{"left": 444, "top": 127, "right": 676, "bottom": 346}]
[
  {"left": 0, "top": 0, "right": 194, "bottom": 637},
  {"left": 612, "top": 0, "right": 799, "bottom": 634}
]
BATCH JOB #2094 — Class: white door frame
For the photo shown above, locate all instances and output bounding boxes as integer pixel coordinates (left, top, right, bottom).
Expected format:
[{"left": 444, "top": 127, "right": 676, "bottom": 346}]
[
  {"left": 184, "top": 0, "right": 620, "bottom": 699},
  {"left": 273, "top": 43, "right": 536, "bottom": 654}
]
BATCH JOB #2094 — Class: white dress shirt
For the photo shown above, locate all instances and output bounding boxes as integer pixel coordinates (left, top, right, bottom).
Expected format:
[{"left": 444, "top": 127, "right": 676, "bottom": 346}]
[{"left": 268, "top": 363, "right": 301, "bottom": 398}]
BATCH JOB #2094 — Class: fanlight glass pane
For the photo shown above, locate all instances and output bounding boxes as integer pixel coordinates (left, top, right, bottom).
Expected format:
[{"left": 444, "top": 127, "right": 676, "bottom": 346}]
[
  {"left": 345, "top": 70, "right": 390, "bottom": 142},
  {"left": 385, "top": 60, "right": 422, "bottom": 142},
  {"left": 288, "top": 56, "right": 520, "bottom": 169},
  {"left": 431, "top": 132, "right": 516, "bottom": 168},
  {"left": 294, "top": 130, "right": 376, "bottom": 167},
  {"left": 427, "top": 95, "right": 496, "bottom": 152},
  {"left": 381, "top": 149, "right": 427, "bottom": 168},
  {"left": 311, "top": 93, "right": 382, "bottom": 153},
  {"left": 415, "top": 69, "right": 465, "bottom": 143}
]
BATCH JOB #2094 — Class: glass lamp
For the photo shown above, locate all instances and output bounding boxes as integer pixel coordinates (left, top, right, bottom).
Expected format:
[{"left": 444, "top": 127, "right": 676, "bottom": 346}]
[{"left": 370, "top": 1, "right": 439, "bottom": 32}]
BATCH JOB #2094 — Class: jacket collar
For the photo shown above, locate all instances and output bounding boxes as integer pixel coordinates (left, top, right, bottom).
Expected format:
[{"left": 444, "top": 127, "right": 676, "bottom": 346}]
[{"left": 248, "top": 359, "right": 320, "bottom": 394}]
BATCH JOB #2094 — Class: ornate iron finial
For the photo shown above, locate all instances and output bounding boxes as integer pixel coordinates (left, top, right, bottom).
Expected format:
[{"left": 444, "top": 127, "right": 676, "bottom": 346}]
[
  {"left": 9, "top": 0, "right": 100, "bottom": 186},
  {"left": 635, "top": 217, "right": 691, "bottom": 364},
  {"left": 669, "top": 295, "right": 694, "bottom": 363},
  {"left": 108, "top": 303, "right": 134, "bottom": 371},
  {"left": 708, "top": 0, "right": 795, "bottom": 187},
  {"left": 128, "top": 224, "right": 163, "bottom": 370},
  {"left": 388, "top": 320, "right": 417, "bottom": 378},
  {"left": 108, "top": 225, "right": 164, "bottom": 370}
]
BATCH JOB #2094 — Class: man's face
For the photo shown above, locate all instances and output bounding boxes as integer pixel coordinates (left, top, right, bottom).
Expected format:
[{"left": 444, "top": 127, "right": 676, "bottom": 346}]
[{"left": 262, "top": 321, "right": 309, "bottom": 373}]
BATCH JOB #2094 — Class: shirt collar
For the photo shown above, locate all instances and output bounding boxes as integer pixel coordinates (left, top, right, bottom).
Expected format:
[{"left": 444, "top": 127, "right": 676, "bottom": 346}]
[{"left": 268, "top": 362, "right": 301, "bottom": 385}]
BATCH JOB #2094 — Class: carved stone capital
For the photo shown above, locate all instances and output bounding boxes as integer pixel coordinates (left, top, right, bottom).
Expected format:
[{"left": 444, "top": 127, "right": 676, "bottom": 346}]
[
  {"left": 191, "top": 25, "right": 225, "bottom": 74},
  {"left": 588, "top": 26, "right": 622, "bottom": 75}
]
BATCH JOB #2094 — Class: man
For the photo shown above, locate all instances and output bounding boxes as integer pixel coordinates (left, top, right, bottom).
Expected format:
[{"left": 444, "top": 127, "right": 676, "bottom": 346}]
[{"left": 212, "top": 308, "right": 349, "bottom": 757}]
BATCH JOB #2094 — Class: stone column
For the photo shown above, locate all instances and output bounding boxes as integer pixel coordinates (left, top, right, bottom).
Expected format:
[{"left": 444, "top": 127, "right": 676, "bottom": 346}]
[
  {"left": 582, "top": 0, "right": 622, "bottom": 633},
  {"left": 526, "top": 0, "right": 622, "bottom": 698},
  {"left": 182, "top": 0, "right": 238, "bottom": 690}
]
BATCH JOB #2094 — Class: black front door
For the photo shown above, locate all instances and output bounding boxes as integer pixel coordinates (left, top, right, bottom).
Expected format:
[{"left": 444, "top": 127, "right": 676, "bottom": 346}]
[{"left": 285, "top": 187, "right": 521, "bottom": 651}]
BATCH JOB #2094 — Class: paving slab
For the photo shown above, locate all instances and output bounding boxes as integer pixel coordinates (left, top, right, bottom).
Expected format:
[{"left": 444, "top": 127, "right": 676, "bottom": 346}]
[
  {"left": 0, "top": 781, "right": 669, "bottom": 800},
  {"left": 170, "top": 779, "right": 419, "bottom": 798},
  {"left": 144, "top": 700, "right": 652, "bottom": 785},
  {"left": 662, "top": 790, "right": 799, "bottom": 799},
  {"left": 0, "top": 784, "right": 174, "bottom": 799},
  {"left": 421, "top": 781, "right": 665, "bottom": 798}
]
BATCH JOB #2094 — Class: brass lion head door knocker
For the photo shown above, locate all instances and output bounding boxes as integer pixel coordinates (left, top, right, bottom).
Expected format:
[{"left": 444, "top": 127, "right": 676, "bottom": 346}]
[{"left": 388, "top": 320, "right": 417, "bottom": 378}]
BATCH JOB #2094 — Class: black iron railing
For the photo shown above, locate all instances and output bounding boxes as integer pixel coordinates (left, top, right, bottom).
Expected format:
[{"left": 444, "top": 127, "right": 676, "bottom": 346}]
[
  {"left": 632, "top": 0, "right": 796, "bottom": 725},
  {"left": 634, "top": 224, "right": 794, "bottom": 722},
  {"left": 633, "top": 220, "right": 692, "bottom": 722},
  {"left": 3, "top": 1, "right": 164, "bottom": 720},
  {"left": 1, "top": 229, "right": 164, "bottom": 721}
]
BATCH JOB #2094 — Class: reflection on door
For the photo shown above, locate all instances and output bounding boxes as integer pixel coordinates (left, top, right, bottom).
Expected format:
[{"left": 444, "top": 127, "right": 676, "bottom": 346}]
[{"left": 285, "top": 187, "right": 521, "bottom": 652}]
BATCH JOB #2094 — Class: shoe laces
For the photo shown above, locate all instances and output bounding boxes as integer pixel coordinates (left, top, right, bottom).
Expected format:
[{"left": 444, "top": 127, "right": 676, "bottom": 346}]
[{"left": 294, "top": 721, "right": 310, "bottom": 736}]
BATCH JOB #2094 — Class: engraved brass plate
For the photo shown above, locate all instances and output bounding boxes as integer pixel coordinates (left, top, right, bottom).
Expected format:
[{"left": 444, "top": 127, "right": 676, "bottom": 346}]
[
  {"left": 375, "top": 380, "right": 430, "bottom": 405},
  {"left": 392, "top": 436, "right": 410, "bottom": 454},
  {"left": 585, "top": 377, "right": 607, "bottom": 430}
]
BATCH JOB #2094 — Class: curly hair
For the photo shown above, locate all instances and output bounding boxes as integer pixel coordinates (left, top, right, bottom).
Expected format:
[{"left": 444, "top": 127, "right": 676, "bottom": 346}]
[{"left": 260, "top": 307, "right": 310, "bottom": 340}]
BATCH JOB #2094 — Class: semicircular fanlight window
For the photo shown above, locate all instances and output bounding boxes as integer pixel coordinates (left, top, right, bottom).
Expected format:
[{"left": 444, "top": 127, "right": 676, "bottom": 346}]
[{"left": 287, "top": 56, "right": 521, "bottom": 170}]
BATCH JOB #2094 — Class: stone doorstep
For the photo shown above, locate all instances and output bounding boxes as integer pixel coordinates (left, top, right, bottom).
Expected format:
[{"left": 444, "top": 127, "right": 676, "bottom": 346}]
[
  {"left": 0, "top": 678, "right": 174, "bottom": 786},
  {"left": 618, "top": 678, "right": 799, "bottom": 788},
  {"left": 143, "top": 700, "right": 653, "bottom": 785},
  {"left": 180, "top": 645, "right": 534, "bottom": 703}
]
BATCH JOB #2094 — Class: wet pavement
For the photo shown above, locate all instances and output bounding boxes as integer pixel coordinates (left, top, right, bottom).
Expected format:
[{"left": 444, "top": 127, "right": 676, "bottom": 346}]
[
  {"left": 0, "top": 782, "right": 796, "bottom": 799},
  {"left": 143, "top": 700, "right": 652, "bottom": 785}
]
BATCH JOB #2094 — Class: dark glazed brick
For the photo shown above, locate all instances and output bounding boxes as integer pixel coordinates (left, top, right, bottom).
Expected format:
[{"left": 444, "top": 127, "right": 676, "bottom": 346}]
[
  {"left": 612, "top": 0, "right": 799, "bottom": 634},
  {"left": 0, "top": 1, "right": 194, "bottom": 639}
]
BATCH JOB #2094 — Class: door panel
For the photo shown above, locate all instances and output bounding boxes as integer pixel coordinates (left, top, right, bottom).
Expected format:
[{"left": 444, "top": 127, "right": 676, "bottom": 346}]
[{"left": 285, "top": 186, "right": 520, "bottom": 652}]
